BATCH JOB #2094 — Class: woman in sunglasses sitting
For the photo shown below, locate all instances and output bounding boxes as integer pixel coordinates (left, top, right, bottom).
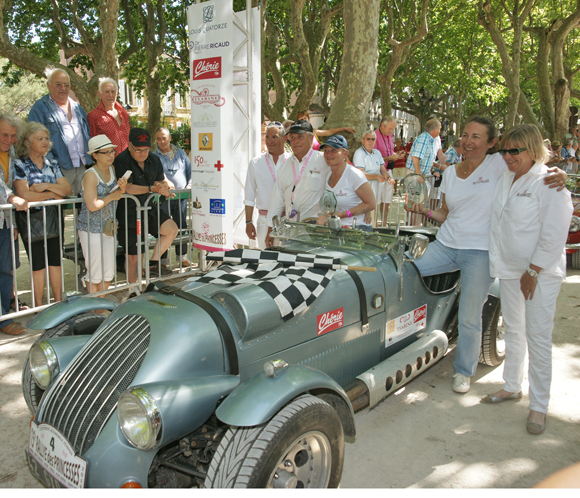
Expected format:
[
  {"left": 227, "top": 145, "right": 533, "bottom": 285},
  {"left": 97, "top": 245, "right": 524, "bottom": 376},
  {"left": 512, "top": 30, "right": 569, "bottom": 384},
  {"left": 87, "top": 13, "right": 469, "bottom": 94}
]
[
  {"left": 405, "top": 116, "right": 567, "bottom": 396},
  {"left": 484, "top": 124, "right": 572, "bottom": 434}
]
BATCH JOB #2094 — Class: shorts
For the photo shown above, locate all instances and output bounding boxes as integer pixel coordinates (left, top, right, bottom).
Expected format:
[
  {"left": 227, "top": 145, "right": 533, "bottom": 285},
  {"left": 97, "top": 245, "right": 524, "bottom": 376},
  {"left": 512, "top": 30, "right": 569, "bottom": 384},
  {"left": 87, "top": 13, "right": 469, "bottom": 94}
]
[
  {"left": 378, "top": 181, "right": 394, "bottom": 203},
  {"left": 78, "top": 230, "right": 116, "bottom": 283},
  {"left": 23, "top": 236, "right": 61, "bottom": 271},
  {"left": 118, "top": 209, "right": 171, "bottom": 256}
]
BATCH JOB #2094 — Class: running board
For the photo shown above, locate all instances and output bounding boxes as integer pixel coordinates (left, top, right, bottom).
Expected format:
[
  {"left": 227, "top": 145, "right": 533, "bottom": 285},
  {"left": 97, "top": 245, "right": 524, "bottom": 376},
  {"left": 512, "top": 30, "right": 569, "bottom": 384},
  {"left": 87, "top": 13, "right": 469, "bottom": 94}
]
[{"left": 347, "top": 330, "right": 448, "bottom": 411}]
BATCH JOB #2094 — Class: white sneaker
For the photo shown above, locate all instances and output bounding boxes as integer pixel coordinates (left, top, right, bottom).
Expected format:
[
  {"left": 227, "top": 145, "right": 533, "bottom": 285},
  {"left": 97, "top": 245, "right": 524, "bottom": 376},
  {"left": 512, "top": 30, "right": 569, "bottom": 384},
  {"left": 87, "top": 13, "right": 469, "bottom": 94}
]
[{"left": 453, "top": 373, "right": 471, "bottom": 393}]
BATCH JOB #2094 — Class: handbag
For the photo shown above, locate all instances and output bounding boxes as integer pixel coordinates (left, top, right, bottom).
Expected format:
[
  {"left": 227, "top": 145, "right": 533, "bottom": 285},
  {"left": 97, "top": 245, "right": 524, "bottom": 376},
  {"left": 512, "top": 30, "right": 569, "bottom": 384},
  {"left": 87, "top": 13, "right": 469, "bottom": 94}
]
[
  {"left": 93, "top": 167, "right": 118, "bottom": 237},
  {"left": 16, "top": 205, "right": 59, "bottom": 245}
]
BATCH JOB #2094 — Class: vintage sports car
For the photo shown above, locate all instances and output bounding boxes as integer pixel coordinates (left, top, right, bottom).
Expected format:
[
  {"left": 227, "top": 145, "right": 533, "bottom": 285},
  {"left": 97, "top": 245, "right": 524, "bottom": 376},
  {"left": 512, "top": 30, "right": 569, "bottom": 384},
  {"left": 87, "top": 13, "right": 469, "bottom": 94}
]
[{"left": 22, "top": 220, "right": 503, "bottom": 488}]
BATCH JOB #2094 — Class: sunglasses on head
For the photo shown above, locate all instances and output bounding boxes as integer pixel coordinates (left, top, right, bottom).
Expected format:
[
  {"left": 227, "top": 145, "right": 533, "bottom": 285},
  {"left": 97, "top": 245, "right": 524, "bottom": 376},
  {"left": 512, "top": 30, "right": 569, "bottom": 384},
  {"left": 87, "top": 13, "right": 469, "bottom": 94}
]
[{"left": 498, "top": 147, "right": 527, "bottom": 156}]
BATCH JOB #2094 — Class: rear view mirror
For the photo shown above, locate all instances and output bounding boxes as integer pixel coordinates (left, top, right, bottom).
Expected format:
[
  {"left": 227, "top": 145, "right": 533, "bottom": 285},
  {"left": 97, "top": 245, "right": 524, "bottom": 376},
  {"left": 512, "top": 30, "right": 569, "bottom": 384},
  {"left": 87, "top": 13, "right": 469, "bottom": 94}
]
[{"left": 408, "top": 234, "right": 429, "bottom": 260}]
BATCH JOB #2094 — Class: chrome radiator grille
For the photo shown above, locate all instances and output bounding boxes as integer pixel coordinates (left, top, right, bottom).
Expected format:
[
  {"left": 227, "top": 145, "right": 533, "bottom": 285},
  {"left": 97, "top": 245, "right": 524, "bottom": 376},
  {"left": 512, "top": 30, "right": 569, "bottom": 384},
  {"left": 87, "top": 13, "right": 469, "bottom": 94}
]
[{"left": 39, "top": 315, "right": 151, "bottom": 456}]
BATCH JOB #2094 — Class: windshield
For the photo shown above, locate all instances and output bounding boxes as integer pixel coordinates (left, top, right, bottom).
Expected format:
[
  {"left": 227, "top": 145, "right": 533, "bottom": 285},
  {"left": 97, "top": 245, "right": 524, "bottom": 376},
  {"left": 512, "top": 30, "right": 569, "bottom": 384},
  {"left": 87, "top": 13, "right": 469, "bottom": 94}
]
[{"left": 270, "top": 221, "right": 399, "bottom": 254}]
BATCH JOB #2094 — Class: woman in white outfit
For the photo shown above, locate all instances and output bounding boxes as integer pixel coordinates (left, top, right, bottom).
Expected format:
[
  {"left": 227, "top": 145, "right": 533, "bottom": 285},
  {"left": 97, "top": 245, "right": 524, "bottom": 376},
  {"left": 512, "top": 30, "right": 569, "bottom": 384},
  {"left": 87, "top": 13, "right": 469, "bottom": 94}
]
[
  {"left": 77, "top": 135, "right": 127, "bottom": 293},
  {"left": 405, "top": 116, "right": 568, "bottom": 395},
  {"left": 483, "top": 124, "right": 573, "bottom": 435},
  {"left": 316, "top": 135, "right": 376, "bottom": 231}
]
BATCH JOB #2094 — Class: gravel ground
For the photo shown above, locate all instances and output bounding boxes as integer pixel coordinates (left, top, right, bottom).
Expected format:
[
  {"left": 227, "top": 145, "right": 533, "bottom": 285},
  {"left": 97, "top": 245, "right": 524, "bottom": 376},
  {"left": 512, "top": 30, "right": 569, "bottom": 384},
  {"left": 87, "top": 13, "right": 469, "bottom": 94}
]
[{"left": 1, "top": 269, "right": 579, "bottom": 489}]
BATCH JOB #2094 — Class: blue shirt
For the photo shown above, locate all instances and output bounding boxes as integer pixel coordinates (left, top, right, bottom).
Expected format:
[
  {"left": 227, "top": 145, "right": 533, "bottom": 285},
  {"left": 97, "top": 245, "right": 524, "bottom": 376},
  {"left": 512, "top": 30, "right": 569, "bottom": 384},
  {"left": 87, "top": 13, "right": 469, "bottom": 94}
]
[
  {"left": 152, "top": 146, "right": 191, "bottom": 189},
  {"left": 405, "top": 131, "right": 436, "bottom": 175},
  {"left": 27, "top": 94, "right": 92, "bottom": 170},
  {"left": 13, "top": 156, "right": 63, "bottom": 199},
  {"left": 445, "top": 147, "right": 461, "bottom": 165}
]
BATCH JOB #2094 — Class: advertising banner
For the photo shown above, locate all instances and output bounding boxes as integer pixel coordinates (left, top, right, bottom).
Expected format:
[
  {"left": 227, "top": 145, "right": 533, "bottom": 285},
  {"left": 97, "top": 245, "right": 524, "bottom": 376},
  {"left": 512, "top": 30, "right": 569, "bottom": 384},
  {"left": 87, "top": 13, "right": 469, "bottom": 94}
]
[{"left": 188, "top": 1, "right": 234, "bottom": 251}]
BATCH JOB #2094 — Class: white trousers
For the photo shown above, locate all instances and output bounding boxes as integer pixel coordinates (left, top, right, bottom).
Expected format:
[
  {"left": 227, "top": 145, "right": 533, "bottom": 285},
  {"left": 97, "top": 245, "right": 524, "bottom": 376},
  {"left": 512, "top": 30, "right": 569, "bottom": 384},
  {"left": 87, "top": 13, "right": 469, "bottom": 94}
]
[
  {"left": 249, "top": 214, "right": 268, "bottom": 250},
  {"left": 499, "top": 274, "right": 563, "bottom": 413}
]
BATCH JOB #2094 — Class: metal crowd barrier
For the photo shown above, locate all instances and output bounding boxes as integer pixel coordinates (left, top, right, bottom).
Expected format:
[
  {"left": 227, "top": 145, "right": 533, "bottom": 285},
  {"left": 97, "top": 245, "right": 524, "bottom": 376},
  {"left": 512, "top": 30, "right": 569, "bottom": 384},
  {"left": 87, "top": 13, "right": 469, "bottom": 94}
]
[{"left": 0, "top": 188, "right": 198, "bottom": 321}]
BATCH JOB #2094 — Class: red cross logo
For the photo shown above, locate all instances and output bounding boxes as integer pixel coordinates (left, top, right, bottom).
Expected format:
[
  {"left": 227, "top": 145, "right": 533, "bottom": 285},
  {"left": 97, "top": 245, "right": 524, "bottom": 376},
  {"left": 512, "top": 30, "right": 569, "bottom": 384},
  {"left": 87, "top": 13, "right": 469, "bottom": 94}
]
[{"left": 214, "top": 160, "right": 224, "bottom": 171}]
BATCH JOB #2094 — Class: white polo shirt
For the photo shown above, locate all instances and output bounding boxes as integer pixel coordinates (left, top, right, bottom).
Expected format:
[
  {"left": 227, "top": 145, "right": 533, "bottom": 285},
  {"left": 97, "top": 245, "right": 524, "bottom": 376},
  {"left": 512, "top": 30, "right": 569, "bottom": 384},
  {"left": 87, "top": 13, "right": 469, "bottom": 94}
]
[{"left": 244, "top": 150, "right": 292, "bottom": 211}]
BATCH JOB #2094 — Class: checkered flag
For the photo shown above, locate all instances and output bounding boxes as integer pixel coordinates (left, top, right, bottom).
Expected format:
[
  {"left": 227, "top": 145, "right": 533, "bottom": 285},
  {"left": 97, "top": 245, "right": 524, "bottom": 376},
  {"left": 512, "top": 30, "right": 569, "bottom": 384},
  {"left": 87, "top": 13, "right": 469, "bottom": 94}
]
[
  {"left": 188, "top": 257, "right": 335, "bottom": 320},
  {"left": 206, "top": 248, "right": 343, "bottom": 269}
]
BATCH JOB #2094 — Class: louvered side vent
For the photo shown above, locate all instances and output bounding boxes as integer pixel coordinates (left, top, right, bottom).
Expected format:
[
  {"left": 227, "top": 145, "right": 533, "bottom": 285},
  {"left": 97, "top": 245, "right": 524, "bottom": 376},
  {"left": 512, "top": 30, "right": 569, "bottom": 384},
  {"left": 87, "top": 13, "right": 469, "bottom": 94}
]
[
  {"left": 212, "top": 292, "right": 247, "bottom": 337},
  {"left": 39, "top": 315, "right": 151, "bottom": 455}
]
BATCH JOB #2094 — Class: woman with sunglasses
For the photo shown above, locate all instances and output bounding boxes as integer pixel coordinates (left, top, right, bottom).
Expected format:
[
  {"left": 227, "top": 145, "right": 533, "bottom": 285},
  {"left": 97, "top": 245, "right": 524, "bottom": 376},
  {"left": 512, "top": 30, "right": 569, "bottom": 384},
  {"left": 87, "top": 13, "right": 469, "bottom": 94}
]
[
  {"left": 483, "top": 124, "right": 572, "bottom": 435},
  {"left": 405, "top": 116, "right": 567, "bottom": 395},
  {"left": 77, "top": 135, "right": 127, "bottom": 293}
]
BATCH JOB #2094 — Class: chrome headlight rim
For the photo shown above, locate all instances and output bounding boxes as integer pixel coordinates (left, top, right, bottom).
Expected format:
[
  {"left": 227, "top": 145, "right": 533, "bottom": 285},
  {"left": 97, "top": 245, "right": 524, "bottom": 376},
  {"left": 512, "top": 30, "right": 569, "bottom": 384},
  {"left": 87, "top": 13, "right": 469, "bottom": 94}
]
[
  {"left": 29, "top": 342, "right": 59, "bottom": 389},
  {"left": 570, "top": 215, "right": 580, "bottom": 234},
  {"left": 118, "top": 387, "right": 162, "bottom": 451}
]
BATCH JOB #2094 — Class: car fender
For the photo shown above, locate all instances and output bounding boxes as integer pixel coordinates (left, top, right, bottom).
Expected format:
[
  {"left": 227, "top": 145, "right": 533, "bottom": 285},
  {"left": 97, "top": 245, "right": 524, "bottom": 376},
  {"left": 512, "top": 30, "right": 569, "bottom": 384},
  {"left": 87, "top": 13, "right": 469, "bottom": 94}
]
[
  {"left": 44, "top": 335, "right": 92, "bottom": 374},
  {"left": 26, "top": 297, "right": 117, "bottom": 331},
  {"left": 216, "top": 364, "right": 356, "bottom": 437}
]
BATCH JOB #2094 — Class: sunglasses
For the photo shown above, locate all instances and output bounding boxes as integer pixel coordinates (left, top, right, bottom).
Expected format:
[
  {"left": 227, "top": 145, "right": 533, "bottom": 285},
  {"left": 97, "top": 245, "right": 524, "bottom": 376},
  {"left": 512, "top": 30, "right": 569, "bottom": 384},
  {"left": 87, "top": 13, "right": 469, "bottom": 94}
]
[{"left": 498, "top": 147, "right": 527, "bottom": 156}]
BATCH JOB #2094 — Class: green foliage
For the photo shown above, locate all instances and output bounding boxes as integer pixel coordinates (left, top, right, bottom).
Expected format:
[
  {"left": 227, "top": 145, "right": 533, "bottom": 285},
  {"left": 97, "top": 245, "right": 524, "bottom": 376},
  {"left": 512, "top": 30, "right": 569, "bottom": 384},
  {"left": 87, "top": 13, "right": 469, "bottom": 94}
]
[
  {"left": 170, "top": 124, "right": 192, "bottom": 150},
  {"left": 0, "top": 59, "right": 46, "bottom": 116}
]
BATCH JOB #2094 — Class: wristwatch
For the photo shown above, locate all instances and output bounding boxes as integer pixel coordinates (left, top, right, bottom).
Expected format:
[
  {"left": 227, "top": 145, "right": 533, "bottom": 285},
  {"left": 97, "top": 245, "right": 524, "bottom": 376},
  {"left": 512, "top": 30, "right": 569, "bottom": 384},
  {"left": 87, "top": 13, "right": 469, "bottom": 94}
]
[{"left": 526, "top": 267, "right": 538, "bottom": 278}]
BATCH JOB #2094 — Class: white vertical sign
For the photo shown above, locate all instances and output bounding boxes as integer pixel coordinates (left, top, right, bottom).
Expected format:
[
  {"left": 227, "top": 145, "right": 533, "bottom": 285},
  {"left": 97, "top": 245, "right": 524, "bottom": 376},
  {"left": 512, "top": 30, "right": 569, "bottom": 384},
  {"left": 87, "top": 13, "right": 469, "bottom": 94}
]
[{"left": 188, "top": 1, "right": 234, "bottom": 251}]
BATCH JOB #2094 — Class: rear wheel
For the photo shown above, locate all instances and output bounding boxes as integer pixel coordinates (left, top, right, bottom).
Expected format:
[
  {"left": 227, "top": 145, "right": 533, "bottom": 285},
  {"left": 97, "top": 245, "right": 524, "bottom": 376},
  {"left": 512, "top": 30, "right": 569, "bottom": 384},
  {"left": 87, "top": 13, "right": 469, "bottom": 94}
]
[
  {"left": 479, "top": 298, "right": 505, "bottom": 367},
  {"left": 205, "top": 394, "right": 344, "bottom": 488},
  {"left": 571, "top": 250, "right": 580, "bottom": 270},
  {"left": 22, "top": 312, "right": 106, "bottom": 414}
]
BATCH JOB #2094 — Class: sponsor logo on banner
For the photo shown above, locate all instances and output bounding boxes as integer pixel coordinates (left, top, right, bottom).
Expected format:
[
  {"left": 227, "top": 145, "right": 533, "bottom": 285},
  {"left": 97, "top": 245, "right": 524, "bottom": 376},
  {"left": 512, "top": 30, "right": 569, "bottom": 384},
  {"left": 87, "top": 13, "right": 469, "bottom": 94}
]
[
  {"left": 192, "top": 228, "right": 227, "bottom": 246},
  {"left": 192, "top": 57, "right": 221, "bottom": 80},
  {"left": 214, "top": 160, "right": 224, "bottom": 172},
  {"left": 210, "top": 199, "right": 226, "bottom": 215},
  {"left": 191, "top": 88, "right": 225, "bottom": 107},
  {"left": 199, "top": 133, "right": 213, "bottom": 151},
  {"left": 189, "top": 40, "right": 230, "bottom": 54},
  {"left": 317, "top": 308, "right": 344, "bottom": 336},
  {"left": 193, "top": 155, "right": 208, "bottom": 168},
  {"left": 193, "top": 113, "right": 218, "bottom": 128},
  {"left": 386, "top": 304, "right": 427, "bottom": 346},
  {"left": 192, "top": 197, "right": 202, "bottom": 209},
  {"left": 193, "top": 178, "right": 219, "bottom": 192},
  {"left": 189, "top": 23, "right": 228, "bottom": 36},
  {"left": 202, "top": 4, "right": 214, "bottom": 22}
]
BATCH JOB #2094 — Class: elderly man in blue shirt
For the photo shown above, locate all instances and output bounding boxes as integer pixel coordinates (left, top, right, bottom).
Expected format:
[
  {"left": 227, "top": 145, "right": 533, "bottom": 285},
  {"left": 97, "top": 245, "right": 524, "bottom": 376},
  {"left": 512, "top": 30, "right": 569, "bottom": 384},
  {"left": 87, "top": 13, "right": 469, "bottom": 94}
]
[
  {"left": 27, "top": 67, "right": 91, "bottom": 196},
  {"left": 405, "top": 118, "right": 443, "bottom": 176},
  {"left": 153, "top": 127, "right": 192, "bottom": 268}
]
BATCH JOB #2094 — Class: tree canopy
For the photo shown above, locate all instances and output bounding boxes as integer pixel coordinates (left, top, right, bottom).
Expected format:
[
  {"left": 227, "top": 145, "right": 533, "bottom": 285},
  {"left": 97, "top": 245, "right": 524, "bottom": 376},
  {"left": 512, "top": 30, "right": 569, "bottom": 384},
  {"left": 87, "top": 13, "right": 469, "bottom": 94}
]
[{"left": 0, "top": 0, "right": 578, "bottom": 140}]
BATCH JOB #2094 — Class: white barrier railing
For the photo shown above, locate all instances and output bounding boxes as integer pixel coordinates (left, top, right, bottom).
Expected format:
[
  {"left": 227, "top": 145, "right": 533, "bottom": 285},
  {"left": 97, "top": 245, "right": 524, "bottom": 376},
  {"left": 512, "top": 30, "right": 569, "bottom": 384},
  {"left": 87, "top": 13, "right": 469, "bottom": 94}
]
[{"left": 0, "top": 188, "right": 198, "bottom": 321}]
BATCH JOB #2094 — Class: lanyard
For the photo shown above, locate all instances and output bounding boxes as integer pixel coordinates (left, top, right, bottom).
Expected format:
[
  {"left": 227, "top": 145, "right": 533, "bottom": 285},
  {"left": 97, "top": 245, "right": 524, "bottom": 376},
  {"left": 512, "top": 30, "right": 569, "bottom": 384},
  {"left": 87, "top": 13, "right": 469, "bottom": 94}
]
[
  {"left": 265, "top": 153, "right": 277, "bottom": 182},
  {"left": 291, "top": 148, "right": 314, "bottom": 203}
]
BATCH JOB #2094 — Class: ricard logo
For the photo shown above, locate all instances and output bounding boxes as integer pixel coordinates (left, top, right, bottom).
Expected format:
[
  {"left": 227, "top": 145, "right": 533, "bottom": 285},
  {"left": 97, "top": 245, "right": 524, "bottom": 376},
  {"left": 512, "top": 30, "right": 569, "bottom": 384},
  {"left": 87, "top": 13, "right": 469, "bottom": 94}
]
[
  {"left": 317, "top": 307, "right": 344, "bottom": 336},
  {"left": 192, "top": 57, "right": 221, "bottom": 80}
]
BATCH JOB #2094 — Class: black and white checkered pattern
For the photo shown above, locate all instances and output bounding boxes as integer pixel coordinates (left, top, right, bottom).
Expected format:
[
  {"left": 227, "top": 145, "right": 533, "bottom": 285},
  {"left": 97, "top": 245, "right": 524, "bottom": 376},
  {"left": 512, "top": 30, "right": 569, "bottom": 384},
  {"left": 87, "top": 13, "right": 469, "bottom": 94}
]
[
  {"left": 206, "top": 248, "right": 342, "bottom": 269},
  {"left": 188, "top": 250, "right": 337, "bottom": 320}
]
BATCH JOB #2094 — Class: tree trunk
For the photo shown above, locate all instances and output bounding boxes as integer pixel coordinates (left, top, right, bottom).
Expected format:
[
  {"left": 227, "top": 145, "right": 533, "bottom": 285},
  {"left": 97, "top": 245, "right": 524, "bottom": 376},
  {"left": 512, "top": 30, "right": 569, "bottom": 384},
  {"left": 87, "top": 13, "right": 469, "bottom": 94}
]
[{"left": 326, "top": 0, "right": 380, "bottom": 147}]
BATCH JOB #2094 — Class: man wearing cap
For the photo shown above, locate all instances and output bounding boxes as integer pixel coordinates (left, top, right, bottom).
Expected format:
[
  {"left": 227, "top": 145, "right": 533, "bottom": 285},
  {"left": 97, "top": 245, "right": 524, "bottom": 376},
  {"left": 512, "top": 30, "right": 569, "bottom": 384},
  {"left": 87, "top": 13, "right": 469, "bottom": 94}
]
[
  {"left": 114, "top": 128, "right": 178, "bottom": 283},
  {"left": 244, "top": 122, "right": 291, "bottom": 248},
  {"left": 265, "top": 120, "right": 330, "bottom": 247},
  {"left": 28, "top": 67, "right": 91, "bottom": 196},
  {"left": 153, "top": 127, "right": 192, "bottom": 268}
]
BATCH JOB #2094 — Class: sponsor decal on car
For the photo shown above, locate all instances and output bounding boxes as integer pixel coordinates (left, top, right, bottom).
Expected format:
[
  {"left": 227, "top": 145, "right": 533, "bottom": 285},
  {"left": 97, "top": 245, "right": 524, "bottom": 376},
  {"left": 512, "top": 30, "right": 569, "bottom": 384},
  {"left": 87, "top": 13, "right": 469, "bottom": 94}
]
[
  {"left": 192, "top": 57, "right": 221, "bottom": 80},
  {"left": 386, "top": 304, "right": 427, "bottom": 345},
  {"left": 317, "top": 307, "right": 344, "bottom": 336}
]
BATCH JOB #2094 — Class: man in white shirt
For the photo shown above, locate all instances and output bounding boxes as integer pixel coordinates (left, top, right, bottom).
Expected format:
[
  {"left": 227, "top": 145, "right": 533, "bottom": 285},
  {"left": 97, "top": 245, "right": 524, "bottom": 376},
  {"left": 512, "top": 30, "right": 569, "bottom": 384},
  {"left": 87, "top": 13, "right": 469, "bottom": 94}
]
[
  {"left": 244, "top": 122, "right": 291, "bottom": 248},
  {"left": 265, "top": 120, "right": 330, "bottom": 247}
]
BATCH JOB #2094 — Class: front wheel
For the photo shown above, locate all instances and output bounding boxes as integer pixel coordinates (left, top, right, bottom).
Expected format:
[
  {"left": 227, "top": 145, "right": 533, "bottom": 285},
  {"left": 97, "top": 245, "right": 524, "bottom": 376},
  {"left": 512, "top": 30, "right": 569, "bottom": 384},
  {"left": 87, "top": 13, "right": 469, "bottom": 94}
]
[
  {"left": 22, "top": 312, "right": 106, "bottom": 415},
  {"left": 205, "top": 394, "right": 344, "bottom": 488},
  {"left": 479, "top": 297, "right": 505, "bottom": 367},
  {"left": 570, "top": 250, "right": 580, "bottom": 270}
]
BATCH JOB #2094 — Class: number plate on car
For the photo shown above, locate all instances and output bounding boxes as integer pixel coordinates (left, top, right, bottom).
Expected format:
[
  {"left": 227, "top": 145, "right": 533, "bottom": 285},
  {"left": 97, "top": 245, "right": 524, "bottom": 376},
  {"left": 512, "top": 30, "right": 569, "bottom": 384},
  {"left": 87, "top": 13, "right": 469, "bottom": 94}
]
[{"left": 28, "top": 421, "right": 87, "bottom": 488}]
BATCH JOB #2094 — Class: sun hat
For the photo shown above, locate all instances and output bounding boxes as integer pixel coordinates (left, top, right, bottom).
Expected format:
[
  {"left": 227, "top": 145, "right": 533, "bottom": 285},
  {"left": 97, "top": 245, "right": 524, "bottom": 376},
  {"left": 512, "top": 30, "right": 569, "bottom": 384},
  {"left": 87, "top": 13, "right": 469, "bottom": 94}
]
[{"left": 87, "top": 135, "right": 117, "bottom": 155}]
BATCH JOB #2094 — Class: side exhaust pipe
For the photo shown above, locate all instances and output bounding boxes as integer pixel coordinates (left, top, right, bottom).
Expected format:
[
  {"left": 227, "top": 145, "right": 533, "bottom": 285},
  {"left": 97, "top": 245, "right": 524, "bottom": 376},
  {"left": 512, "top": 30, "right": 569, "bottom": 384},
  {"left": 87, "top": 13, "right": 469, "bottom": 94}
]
[{"left": 346, "top": 330, "right": 449, "bottom": 411}]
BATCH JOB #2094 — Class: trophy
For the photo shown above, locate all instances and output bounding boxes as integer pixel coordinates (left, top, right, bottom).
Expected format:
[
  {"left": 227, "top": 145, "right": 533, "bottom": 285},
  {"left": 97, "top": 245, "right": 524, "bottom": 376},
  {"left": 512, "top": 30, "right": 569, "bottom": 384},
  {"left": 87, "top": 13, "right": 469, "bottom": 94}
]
[{"left": 402, "top": 173, "right": 430, "bottom": 209}]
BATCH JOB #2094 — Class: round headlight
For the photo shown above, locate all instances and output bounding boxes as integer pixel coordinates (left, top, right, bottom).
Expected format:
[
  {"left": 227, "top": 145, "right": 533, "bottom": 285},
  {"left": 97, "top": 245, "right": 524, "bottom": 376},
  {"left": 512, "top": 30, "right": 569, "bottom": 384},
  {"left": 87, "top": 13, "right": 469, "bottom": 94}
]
[
  {"left": 29, "top": 342, "right": 59, "bottom": 389},
  {"left": 118, "top": 388, "right": 161, "bottom": 450},
  {"left": 570, "top": 215, "right": 580, "bottom": 234}
]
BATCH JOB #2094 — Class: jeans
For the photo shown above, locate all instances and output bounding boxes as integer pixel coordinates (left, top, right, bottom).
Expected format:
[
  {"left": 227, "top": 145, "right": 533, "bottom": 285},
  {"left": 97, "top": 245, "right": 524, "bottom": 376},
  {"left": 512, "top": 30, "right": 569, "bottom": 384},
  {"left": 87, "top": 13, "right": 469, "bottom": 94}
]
[
  {"left": 0, "top": 226, "right": 14, "bottom": 328},
  {"left": 414, "top": 240, "right": 492, "bottom": 377},
  {"left": 161, "top": 198, "right": 188, "bottom": 262}
]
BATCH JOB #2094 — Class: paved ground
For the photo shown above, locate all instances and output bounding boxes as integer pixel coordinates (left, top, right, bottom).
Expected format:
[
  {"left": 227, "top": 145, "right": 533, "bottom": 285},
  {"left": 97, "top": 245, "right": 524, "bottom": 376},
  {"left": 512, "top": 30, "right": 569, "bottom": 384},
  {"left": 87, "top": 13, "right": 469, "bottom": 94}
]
[{"left": 1, "top": 269, "right": 579, "bottom": 489}]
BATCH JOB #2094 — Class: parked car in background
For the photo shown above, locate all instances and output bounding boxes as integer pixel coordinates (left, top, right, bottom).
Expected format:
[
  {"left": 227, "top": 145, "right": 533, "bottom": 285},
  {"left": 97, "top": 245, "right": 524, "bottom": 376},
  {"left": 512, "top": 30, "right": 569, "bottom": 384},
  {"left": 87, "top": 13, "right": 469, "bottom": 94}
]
[
  {"left": 566, "top": 174, "right": 580, "bottom": 269},
  {"left": 22, "top": 219, "right": 503, "bottom": 488}
]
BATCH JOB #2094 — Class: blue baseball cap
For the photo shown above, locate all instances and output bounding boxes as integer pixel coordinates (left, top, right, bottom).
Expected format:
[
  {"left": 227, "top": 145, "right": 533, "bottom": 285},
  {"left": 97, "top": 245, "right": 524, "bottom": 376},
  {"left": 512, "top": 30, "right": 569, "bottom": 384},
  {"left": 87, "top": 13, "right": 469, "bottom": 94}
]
[{"left": 321, "top": 134, "right": 348, "bottom": 150}]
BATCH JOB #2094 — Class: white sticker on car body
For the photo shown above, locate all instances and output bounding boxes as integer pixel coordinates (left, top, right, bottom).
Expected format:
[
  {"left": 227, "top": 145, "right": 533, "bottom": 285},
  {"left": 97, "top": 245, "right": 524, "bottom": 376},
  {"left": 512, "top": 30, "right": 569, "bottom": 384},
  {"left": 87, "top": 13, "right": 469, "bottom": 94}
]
[{"left": 386, "top": 304, "right": 427, "bottom": 346}]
